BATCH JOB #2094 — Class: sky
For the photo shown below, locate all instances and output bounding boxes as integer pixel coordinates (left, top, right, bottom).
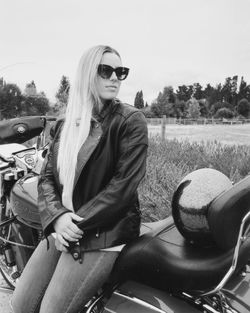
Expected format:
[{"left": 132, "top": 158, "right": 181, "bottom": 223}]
[{"left": 1, "top": 0, "right": 250, "bottom": 105}]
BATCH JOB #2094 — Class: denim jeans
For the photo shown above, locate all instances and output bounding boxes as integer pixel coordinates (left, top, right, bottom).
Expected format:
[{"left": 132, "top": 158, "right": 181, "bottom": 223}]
[{"left": 11, "top": 235, "right": 119, "bottom": 313}]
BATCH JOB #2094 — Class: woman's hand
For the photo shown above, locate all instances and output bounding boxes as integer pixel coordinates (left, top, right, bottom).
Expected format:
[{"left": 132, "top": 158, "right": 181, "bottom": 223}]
[{"left": 53, "top": 212, "right": 84, "bottom": 251}]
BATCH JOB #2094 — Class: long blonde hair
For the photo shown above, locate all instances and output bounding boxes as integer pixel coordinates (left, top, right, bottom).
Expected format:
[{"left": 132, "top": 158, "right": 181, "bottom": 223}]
[{"left": 57, "top": 45, "right": 120, "bottom": 210}]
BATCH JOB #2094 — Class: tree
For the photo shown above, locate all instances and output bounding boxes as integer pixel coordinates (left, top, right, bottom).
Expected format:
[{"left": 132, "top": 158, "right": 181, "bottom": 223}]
[
  {"left": 238, "top": 77, "right": 250, "bottom": 102},
  {"left": 174, "top": 99, "right": 188, "bottom": 118},
  {"left": 166, "top": 86, "right": 176, "bottom": 103},
  {"left": 56, "top": 75, "right": 70, "bottom": 104},
  {"left": 21, "top": 94, "right": 50, "bottom": 116},
  {"left": 204, "top": 83, "right": 223, "bottom": 109},
  {"left": 193, "top": 83, "right": 204, "bottom": 100},
  {"left": 176, "top": 85, "right": 193, "bottom": 101},
  {"left": 134, "top": 90, "right": 144, "bottom": 109},
  {"left": 141, "top": 105, "right": 154, "bottom": 118},
  {"left": 24, "top": 80, "right": 37, "bottom": 96},
  {"left": 0, "top": 83, "right": 23, "bottom": 119},
  {"left": 150, "top": 86, "right": 176, "bottom": 117},
  {"left": 150, "top": 100, "right": 162, "bottom": 117},
  {"left": 187, "top": 98, "right": 200, "bottom": 119},
  {"left": 198, "top": 99, "right": 209, "bottom": 117},
  {"left": 220, "top": 76, "right": 238, "bottom": 106},
  {"left": 236, "top": 98, "right": 250, "bottom": 118}
]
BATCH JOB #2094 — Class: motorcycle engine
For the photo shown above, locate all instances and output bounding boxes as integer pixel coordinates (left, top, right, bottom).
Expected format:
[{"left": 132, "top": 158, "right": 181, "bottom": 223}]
[{"left": 172, "top": 168, "right": 232, "bottom": 245}]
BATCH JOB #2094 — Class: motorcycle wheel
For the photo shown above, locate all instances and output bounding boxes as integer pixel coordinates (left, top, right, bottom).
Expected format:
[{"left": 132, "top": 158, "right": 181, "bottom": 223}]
[
  {"left": 0, "top": 265, "right": 15, "bottom": 290},
  {"left": 0, "top": 220, "right": 35, "bottom": 290},
  {"left": 0, "top": 225, "right": 16, "bottom": 290}
]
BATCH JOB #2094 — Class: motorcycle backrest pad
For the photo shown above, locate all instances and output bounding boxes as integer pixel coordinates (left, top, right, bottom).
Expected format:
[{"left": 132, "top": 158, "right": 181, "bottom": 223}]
[
  {"left": 208, "top": 175, "right": 250, "bottom": 251},
  {"left": 0, "top": 116, "right": 45, "bottom": 144}
]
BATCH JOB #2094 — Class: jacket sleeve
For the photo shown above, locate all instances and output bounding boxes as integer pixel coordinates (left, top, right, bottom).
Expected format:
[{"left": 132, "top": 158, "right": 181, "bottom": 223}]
[
  {"left": 76, "top": 111, "right": 148, "bottom": 230},
  {"left": 37, "top": 120, "right": 71, "bottom": 237}
]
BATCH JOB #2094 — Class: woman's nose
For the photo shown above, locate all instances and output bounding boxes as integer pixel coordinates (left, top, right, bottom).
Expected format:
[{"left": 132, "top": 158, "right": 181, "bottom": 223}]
[{"left": 110, "top": 71, "right": 118, "bottom": 81}]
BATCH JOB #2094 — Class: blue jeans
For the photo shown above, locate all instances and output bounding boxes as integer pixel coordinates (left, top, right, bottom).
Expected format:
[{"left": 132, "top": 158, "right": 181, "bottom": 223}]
[{"left": 11, "top": 235, "right": 119, "bottom": 313}]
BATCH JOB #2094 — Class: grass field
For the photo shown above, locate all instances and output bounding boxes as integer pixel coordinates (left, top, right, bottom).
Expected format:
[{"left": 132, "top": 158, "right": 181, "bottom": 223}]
[
  {"left": 148, "top": 124, "right": 250, "bottom": 146},
  {"left": 140, "top": 124, "right": 250, "bottom": 221}
]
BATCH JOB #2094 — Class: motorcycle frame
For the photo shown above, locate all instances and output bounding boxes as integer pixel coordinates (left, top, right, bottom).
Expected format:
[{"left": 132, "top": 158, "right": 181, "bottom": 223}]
[
  {"left": 172, "top": 210, "right": 250, "bottom": 313},
  {"left": 201, "top": 210, "right": 250, "bottom": 296}
]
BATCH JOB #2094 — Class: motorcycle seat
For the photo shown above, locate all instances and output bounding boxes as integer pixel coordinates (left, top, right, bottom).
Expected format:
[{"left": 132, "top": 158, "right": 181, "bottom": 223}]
[
  {"left": 112, "top": 176, "right": 250, "bottom": 293},
  {"left": 113, "top": 219, "right": 250, "bottom": 293}
]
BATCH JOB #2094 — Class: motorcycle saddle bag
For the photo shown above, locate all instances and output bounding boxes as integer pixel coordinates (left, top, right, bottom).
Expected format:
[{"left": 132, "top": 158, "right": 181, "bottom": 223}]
[
  {"left": 10, "top": 173, "right": 42, "bottom": 230},
  {"left": 113, "top": 176, "right": 250, "bottom": 293}
]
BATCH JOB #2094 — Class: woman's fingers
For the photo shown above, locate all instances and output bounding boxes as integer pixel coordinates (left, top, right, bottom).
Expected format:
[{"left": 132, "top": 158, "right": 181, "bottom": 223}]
[
  {"left": 69, "top": 213, "right": 84, "bottom": 235},
  {"left": 54, "top": 213, "right": 84, "bottom": 243},
  {"left": 69, "top": 223, "right": 84, "bottom": 236},
  {"left": 55, "top": 236, "right": 68, "bottom": 252},
  {"left": 66, "top": 227, "right": 82, "bottom": 239},
  {"left": 62, "top": 231, "right": 79, "bottom": 242},
  {"left": 56, "top": 244, "right": 68, "bottom": 253},
  {"left": 70, "top": 213, "right": 84, "bottom": 223},
  {"left": 57, "top": 233, "right": 69, "bottom": 247}
]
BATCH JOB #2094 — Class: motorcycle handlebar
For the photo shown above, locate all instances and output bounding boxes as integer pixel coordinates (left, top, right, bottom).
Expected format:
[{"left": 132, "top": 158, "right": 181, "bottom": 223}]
[{"left": 0, "top": 116, "right": 56, "bottom": 145}]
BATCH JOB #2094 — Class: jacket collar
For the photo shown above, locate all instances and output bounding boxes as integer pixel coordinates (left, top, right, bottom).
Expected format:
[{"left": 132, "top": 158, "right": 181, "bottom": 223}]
[{"left": 92, "top": 98, "right": 118, "bottom": 122}]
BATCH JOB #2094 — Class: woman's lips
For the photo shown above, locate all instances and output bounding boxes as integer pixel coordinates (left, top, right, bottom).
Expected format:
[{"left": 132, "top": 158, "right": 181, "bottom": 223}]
[{"left": 106, "top": 86, "right": 117, "bottom": 90}]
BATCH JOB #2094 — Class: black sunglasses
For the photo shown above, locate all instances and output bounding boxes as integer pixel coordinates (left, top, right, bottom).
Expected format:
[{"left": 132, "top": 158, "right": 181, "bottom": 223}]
[{"left": 97, "top": 64, "right": 129, "bottom": 81}]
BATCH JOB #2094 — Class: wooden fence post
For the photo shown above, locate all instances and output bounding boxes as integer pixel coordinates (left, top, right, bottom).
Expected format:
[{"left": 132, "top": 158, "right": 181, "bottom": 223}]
[{"left": 161, "top": 115, "right": 166, "bottom": 140}]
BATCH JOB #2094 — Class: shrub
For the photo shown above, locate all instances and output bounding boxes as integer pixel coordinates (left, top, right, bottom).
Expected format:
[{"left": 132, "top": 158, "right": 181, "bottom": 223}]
[
  {"left": 139, "top": 137, "right": 250, "bottom": 221},
  {"left": 214, "top": 108, "right": 234, "bottom": 119},
  {"left": 237, "top": 98, "right": 250, "bottom": 118}
]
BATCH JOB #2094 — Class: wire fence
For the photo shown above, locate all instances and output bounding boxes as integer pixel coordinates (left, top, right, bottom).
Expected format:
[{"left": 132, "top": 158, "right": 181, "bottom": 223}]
[
  {"left": 147, "top": 116, "right": 250, "bottom": 140},
  {"left": 147, "top": 116, "right": 250, "bottom": 126}
]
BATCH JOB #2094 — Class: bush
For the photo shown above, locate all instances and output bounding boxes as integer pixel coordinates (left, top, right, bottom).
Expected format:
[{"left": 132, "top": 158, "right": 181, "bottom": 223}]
[
  {"left": 237, "top": 98, "right": 250, "bottom": 118},
  {"left": 214, "top": 108, "right": 234, "bottom": 119},
  {"left": 139, "top": 137, "right": 250, "bottom": 221}
]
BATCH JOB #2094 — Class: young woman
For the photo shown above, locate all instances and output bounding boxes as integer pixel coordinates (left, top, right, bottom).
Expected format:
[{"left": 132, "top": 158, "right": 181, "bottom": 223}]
[{"left": 11, "top": 45, "right": 148, "bottom": 313}]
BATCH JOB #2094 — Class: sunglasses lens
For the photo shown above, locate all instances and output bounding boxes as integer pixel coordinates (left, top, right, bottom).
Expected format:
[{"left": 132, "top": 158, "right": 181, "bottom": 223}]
[
  {"left": 98, "top": 65, "right": 113, "bottom": 79},
  {"left": 115, "top": 67, "right": 129, "bottom": 80}
]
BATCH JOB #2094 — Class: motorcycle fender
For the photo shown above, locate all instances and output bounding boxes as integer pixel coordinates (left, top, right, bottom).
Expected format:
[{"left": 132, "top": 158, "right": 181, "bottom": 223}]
[{"left": 103, "top": 281, "right": 200, "bottom": 313}]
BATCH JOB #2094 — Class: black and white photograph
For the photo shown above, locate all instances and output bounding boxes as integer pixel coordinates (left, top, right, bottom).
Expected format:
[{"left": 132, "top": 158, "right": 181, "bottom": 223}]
[{"left": 1, "top": 0, "right": 250, "bottom": 312}]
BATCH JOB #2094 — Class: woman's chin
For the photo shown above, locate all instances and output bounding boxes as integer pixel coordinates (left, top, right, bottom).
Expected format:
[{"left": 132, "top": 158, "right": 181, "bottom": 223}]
[{"left": 101, "top": 95, "right": 117, "bottom": 102}]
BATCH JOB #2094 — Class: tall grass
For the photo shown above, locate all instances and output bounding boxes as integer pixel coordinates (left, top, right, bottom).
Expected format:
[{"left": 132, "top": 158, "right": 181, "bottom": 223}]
[{"left": 139, "top": 136, "right": 250, "bottom": 221}]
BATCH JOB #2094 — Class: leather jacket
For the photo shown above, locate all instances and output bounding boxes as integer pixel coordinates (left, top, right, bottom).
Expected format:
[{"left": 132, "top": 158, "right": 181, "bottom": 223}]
[{"left": 37, "top": 99, "right": 148, "bottom": 253}]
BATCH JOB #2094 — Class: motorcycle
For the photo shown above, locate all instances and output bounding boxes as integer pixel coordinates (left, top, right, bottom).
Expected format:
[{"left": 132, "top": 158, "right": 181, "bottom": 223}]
[{"left": 0, "top": 116, "right": 250, "bottom": 313}]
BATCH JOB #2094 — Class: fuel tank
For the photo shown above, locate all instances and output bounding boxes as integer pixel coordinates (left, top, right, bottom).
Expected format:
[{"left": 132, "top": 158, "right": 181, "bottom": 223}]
[{"left": 10, "top": 173, "right": 42, "bottom": 229}]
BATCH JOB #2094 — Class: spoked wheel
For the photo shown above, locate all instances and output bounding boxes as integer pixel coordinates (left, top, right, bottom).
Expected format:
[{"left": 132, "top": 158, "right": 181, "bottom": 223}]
[
  {"left": 0, "top": 228, "right": 20, "bottom": 290},
  {"left": 0, "top": 216, "right": 17, "bottom": 290},
  {"left": 0, "top": 259, "right": 16, "bottom": 291},
  {"left": 0, "top": 218, "right": 34, "bottom": 290}
]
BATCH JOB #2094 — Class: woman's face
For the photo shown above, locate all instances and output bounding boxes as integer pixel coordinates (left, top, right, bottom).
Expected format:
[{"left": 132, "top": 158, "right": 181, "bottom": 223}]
[{"left": 96, "top": 52, "right": 122, "bottom": 102}]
